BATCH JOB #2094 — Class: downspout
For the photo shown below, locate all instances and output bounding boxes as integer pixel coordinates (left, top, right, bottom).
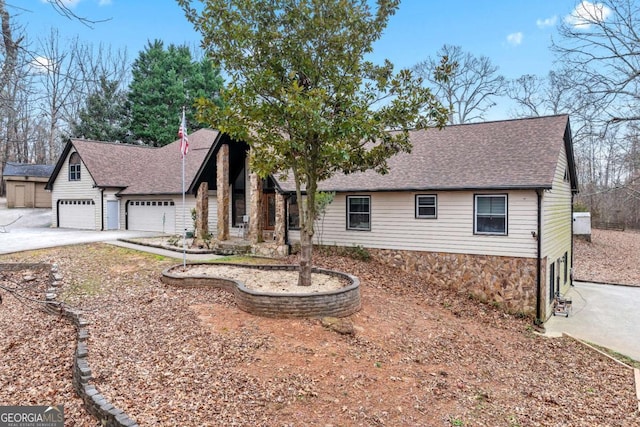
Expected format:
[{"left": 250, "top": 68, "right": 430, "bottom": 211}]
[
  {"left": 570, "top": 193, "right": 575, "bottom": 287},
  {"left": 125, "top": 200, "right": 130, "bottom": 230},
  {"left": 56, "top": 199, "right": 61, "bottom": 228},
  {"left": 535, "top": 189, "right": 543, "bottom": 325},
  {"left": 100, "top": 189, "right": 104, "bottom": 231}
]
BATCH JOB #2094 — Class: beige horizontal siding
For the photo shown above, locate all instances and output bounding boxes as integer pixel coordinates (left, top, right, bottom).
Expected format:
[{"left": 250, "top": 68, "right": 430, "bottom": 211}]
[
  {"left": 50, "top": 150, "right": 101, "bottom": 229},
  {"left": 541, "top": 144, "right": 573, "bottom": 308},
  {"left": 296, "top": 190, "right": 539, "bottom": 258}
]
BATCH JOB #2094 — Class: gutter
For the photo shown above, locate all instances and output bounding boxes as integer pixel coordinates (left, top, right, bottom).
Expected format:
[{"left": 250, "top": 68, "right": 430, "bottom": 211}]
[{"left": 535, "top": 189, "right": 543, "bottom": 324}]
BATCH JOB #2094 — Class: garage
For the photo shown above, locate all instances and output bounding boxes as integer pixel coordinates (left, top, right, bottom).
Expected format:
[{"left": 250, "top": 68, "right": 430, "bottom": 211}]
[
  {"left": 58, "top": 199, "right": 97, "bottom": 230},
  {"left": 127, "top": 200, "right": 176, "bottom": 233}
]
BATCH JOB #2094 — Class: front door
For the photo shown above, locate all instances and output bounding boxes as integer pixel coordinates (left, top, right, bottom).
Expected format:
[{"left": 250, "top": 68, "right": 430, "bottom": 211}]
[
  {"left": 107, "top": 200, "right": 119, "bottom": 230},
  {"left": 263, "top": 193, "right": 276, "bottom": 231}
]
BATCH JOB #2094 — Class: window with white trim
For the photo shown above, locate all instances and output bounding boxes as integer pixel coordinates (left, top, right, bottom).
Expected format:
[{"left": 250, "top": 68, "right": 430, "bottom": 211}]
[
  {"left": 416, "top": 195, "right": 437, "bottom": 219},
  {"left": 69, "top": 152, "right": 81, "bottom": 181},
  {"left": 347, "top": 196, "right": 370, "bottom": 231},
  {"left": 474, "top": 194, "right": 507, "bottom": 235}
]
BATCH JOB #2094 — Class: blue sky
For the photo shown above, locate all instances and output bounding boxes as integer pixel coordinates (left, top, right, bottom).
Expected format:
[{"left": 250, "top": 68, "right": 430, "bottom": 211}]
[{"left": 15, "top": 0, "right": 587, "bottom": 118}]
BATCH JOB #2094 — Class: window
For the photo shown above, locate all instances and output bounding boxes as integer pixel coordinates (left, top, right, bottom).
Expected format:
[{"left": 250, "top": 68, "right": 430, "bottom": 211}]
[
  {"left": 288, "top": 195, "right": 300, "bottom": 230},
  {"left": 347, "top": 196, "right": 370, "bottom": 231},
  {"left": 68, "top": 152, "right": 81, "bottom": 181},
  {"left": 474, "top": 194, "right": 507, "bottom": 235},
  {"left": 416, "top": 195, "right": 437, "bottom": 218}
]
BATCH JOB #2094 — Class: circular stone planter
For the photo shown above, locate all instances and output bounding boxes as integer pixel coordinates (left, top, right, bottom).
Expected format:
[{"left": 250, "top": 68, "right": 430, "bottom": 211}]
[{"left": 161, "top": 263, "right": 361, "bottom": 318}]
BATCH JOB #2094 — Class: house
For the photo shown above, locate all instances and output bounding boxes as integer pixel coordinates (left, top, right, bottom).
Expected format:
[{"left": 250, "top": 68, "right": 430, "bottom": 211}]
[
  {"left": 2, "top": 162, "right": 54, "bottom": 208},
  {"left": 47, "top": 115, "right": 577, "bottom": 320},
  {"left": 278, "top": 114, "right": 578, "bottom": 320}
]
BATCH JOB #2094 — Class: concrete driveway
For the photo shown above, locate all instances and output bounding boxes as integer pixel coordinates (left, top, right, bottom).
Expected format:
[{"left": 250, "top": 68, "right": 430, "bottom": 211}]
[
  {"left": 0, "top": 198, "right": 157, "bottom": 255},
  {"left": 545, "top": 281, "right": 640, "bottom": 362}
]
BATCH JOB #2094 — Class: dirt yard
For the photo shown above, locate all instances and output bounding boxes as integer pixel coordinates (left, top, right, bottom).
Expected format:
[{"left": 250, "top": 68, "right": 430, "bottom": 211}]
[{"left": 0, "top": 230, "right": 639, "bottom": 426}]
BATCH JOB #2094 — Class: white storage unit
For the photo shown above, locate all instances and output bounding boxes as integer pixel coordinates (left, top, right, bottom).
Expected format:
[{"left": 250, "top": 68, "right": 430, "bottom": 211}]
[
  {"left": 58, "top": 199, "right": 97, "bottom": 230},
  {"left": 572, "top": 212, "right": 591, "bottom": 241},
  {"left": 128, "top": 200, "right": 176, "bottom": 233}
]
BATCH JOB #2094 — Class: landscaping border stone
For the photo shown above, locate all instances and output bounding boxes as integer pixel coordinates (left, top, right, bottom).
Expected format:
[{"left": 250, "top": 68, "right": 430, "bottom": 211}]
[
  {"left": 161, "top": 262, "right": 361, "bottom": 318},
  {"left": 28, "top": 263, "right": 140, "bottom": 427}
]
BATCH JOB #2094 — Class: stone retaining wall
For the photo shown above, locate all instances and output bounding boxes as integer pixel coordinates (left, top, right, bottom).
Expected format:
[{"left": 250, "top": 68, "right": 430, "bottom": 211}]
[
  {"left": 38, "top": 264, "right": 138, "bottom": 427},
  {"left": 161, "top": 263, "right": 361, "bottom": 318},
  {"left": 370, "top": 249, "right": 538, "bottom": 316}
]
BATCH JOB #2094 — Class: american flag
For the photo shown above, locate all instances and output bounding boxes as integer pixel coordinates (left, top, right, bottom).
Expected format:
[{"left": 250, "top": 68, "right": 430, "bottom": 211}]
[{"left": 178, "top": 109, "right": 189, "bottom": 157}]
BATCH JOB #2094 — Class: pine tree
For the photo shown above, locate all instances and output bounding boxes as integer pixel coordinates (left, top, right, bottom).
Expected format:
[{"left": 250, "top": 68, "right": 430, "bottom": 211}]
[
  {"left": 71, "top": 75, "right": 130, "bottom": 142},
  {"left": 128, "top": 40, "right": 223, "bottom": 146}
]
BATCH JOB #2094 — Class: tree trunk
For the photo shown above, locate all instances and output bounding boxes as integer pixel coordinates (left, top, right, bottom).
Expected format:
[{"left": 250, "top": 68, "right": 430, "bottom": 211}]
[
  {"left": 297, "top": 177, "right": 316, "bottom": 287},
  {"left": 298, "top": 226, "right": 313, "bottom": 286}
]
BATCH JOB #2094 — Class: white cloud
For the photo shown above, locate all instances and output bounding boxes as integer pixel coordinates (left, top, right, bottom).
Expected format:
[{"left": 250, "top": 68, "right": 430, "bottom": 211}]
[
  {"left": 565, "top": 1, "right": 612, "bottom": 29},
  {"left": 536, "top": 15, "right": 557, "bottom": 28},
  {"left": 506, "top": 32, "right": 523, "bottom": 46},
  {"left": 30, "top": 56, "right": 53, "bottom": 74},
  {"left": 40, "top": 0, "right": 82, "bottom": 8}
]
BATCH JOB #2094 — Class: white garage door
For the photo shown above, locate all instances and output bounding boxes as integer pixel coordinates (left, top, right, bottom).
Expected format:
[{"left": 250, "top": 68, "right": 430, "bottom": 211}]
[
  {"left": 128, "top": 200, "right": 176, "bottom": 233},
  {"left": 59, "top": 199, "right": 96, "bottom": 230}
]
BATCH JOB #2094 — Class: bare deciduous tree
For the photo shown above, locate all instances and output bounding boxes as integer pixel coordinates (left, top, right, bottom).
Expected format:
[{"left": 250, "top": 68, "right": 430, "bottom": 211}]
[
  {"left": 413, "top": 44, "right": 506, "bottom": 124},
  {"left": 552, "top": 0, "right": 640, "bottom": 124}
]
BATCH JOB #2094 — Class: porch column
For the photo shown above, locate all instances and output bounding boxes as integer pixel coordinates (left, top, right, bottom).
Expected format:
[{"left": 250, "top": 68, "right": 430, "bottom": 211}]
[
  {"left": 274, "top": 192, "right": 286, "bottom": 245},
  {"left": 216, "top": 144, "right": 229, "bottom": 241},
  {"left": 248, "top": 172, "right": 263, "bottom": 243},
  {"left": 194, "top": 181, "right": 209, "bottom": 246}
]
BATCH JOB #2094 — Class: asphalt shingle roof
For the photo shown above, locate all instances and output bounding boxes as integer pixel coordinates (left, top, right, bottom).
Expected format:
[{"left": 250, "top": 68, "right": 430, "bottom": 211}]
[
  {"left": 3, "top": 162, "right": 54, "bottom": 178},
  {"left": 277, "top": 115, "right": 572, "bottom": 192},
  {"left": 66, "top": 128, "right": 219, "bottom": 195},
  {"left": 50, "top": 115, "right": 572, "bottom": 196}
]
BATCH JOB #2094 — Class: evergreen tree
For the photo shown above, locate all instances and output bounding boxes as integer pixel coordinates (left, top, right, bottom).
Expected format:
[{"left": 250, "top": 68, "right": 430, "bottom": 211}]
[
  {"left": 128, "top": 40, "right": 223, "bottom": 146},
  {"left": 71, "top": 75, "right": 131, "bottom": 142}
]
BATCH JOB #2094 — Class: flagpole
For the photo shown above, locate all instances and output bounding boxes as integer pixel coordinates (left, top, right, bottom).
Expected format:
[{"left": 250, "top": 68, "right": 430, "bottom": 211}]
[
  {"left": 181, "top": 107, "right": 187, "bottom": 269},
  {"left": 182, "top": 143, "right": 186, "bottom": 268}
]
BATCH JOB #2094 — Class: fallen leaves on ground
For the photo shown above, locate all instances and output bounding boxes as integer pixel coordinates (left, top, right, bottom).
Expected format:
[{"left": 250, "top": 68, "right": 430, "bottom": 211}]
[
  {"left": 0, "top": 268, "right": 97, "bottom": 426},
  {"left": 574, "top": 229, "right": 640, "bottom": 286},
  {"left": 0, "top": 240, "right": 638, "bottom": 426}
]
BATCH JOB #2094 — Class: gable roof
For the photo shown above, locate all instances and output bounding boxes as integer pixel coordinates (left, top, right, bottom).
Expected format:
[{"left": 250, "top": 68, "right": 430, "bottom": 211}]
[
  {"left": 3, "top": 162, "right": 54, "bottom": 178},
  {"left": 276, "top": 114, "right": 577, "bottom": 193},
  {"left": 46, "top": 128, "right": 220, "bottom": 194}
]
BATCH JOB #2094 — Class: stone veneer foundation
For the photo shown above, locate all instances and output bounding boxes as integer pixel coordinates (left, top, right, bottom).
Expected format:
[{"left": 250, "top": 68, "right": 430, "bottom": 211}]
[{"left": 369, "top": 249, "right": 538, "bottom": 316}]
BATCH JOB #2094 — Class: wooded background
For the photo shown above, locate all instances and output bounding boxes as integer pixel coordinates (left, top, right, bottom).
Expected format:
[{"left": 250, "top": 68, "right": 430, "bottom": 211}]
[{"left": 1, "top": 0, "right": 638, "bottom": 228}]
